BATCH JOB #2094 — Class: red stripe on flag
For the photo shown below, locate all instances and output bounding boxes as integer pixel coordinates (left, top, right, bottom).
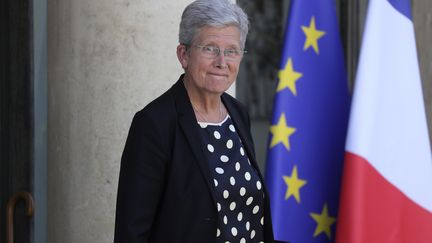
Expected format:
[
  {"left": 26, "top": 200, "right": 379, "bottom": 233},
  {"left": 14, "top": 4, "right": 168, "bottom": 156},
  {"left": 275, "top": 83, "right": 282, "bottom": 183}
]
[{"left": 336, "top": 152, "right": 432, "bottom": 243}]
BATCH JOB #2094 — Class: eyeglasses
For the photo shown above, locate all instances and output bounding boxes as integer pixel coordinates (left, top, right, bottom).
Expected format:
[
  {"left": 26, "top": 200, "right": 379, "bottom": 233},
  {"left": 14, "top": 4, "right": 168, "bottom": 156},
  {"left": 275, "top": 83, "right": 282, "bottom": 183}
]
[{"left": 187, "top": 44, "right": 246, "bottom": 61}]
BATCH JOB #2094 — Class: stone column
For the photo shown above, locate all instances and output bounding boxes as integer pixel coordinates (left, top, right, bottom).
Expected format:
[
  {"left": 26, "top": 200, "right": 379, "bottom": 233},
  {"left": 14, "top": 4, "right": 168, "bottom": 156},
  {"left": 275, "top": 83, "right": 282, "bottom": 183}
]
[{"left": 48, "top": 0, "right": 192, "bottom": 242}]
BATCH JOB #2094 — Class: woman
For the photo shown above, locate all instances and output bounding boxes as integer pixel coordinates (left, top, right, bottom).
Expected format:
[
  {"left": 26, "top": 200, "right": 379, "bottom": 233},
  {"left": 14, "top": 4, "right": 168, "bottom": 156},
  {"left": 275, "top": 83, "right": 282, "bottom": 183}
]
[{"left": 114, "top": 0, "right": 275, "bottom": 242}]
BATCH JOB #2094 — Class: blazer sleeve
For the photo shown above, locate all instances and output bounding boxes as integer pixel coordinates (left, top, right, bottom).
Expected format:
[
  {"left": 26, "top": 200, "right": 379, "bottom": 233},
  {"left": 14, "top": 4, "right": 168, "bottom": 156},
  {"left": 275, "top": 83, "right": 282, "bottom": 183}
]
[{"left": 114, "top": 110, "right": 171, "bottom": 243}]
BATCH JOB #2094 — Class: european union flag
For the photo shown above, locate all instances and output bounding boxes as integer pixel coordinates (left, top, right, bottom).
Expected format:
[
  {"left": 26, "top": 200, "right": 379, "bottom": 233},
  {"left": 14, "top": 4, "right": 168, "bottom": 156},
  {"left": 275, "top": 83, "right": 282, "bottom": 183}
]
[{"left": 265, "top": 1, "right": 350, "bottom": 242}]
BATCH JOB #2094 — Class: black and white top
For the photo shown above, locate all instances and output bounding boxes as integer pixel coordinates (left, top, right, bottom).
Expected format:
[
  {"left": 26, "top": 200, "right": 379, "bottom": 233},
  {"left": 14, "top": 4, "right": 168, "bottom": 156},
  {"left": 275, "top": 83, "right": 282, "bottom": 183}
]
[{"left": 198, "top": 115, "right": 265, "bottom": 243}]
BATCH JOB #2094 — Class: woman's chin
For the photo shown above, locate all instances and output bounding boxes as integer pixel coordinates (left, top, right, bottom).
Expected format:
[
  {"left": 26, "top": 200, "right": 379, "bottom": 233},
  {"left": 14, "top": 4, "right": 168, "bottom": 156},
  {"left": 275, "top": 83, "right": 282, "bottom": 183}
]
[{"left": 207, "top": 82, "right": 233, "bottom": 94}]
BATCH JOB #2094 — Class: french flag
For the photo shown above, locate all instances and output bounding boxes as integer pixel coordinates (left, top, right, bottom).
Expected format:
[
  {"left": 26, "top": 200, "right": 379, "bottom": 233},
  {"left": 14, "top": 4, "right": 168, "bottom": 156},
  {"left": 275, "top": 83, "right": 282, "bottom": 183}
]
[{"left": 335, "top": 0, "right": 432, "bottom": 242}]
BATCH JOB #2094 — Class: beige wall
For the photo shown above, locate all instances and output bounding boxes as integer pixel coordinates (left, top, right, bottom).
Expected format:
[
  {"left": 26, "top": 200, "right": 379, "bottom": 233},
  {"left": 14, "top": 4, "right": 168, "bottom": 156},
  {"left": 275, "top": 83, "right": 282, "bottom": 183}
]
[
  {"left": 48, "top": 0, "right": 190, "bottom": 242},
  {"left": 413, "top": 0, "right": 432, "bottom": 143}
]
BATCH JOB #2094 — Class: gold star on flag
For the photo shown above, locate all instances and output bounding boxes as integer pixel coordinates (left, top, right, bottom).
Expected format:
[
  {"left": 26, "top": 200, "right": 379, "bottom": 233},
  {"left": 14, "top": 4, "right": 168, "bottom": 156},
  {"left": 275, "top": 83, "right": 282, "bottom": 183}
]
[
  {"left": 269, "top": 113, "right": 296, "bottom": 150},
  {"left": 310, "top": 204, "right": 336, "bottom": 239},
  {"left": 283, "top": 165, "right": 307, "bottom": 203},
  {"left": 277, "top": 58, "right": 303, "bottom": 95},
  {"left": 302, "top": 16, "right": 326, "bottom": 54}
]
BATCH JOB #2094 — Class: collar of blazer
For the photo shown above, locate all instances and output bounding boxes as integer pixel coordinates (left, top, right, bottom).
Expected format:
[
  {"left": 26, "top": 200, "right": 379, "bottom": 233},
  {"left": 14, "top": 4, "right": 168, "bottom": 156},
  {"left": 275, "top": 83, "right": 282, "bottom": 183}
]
[{"left": 170, "top": 75, "right": 265, "bottom": 205}]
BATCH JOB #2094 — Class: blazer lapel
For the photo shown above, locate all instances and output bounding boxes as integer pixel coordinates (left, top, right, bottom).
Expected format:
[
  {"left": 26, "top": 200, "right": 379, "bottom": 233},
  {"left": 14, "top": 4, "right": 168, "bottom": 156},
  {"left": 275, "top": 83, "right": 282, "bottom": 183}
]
[{"left": 171, "top": 78, "right": 218, "bottom": 207}]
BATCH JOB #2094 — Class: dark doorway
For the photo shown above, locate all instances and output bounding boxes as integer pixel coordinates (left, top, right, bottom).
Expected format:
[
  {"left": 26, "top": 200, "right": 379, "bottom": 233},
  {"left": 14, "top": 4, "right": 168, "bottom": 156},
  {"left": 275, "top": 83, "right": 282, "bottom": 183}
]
[{"left": 0, "top": 0, "right": 34, "bottom": 242}]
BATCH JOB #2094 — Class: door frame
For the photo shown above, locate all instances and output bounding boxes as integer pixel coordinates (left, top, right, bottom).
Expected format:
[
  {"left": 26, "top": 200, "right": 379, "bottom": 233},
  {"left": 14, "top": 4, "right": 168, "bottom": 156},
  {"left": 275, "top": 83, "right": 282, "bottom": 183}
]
[{"left": 33, "top": 0, "right": 47, "bottom": 242}]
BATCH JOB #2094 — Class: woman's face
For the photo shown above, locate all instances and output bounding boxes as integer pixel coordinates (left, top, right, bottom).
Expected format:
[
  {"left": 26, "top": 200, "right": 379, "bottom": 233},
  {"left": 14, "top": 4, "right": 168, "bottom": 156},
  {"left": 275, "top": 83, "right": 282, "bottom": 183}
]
[{"left": 178, "top": 25, "right": 243, "bottom": 96}]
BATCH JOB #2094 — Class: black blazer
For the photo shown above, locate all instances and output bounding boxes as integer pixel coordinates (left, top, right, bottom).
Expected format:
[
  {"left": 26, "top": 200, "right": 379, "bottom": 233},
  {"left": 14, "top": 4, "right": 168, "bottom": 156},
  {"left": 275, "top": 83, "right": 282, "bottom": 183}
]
[{"left": 114, "top": 75, "right": 275, "bottom": 243}]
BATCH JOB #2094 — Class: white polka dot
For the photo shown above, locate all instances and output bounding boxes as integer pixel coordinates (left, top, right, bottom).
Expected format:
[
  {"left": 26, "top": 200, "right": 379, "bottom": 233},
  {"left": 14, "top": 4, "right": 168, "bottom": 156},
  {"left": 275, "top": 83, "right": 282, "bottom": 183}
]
[
  {"left": 217, "top": 203, "right": 221, "bottom": 212},
  {"left": 246, "top": 221, "right": 250, "bottom": 231},
  {"left": 240, "top": 147, "right": 245, "bottom": 156},
  {"left": 230, "top": 176, "right": 235, "bottom": 186},
  {"left": 214, "top": 131, "right": 221, "bottom": 139},
  {"left": 240, "top": 187, "right": 246, "bottom": 196},
  {"left": 261, "top": 217, "right": 264, "bottom": 225},
  {"left": 251, "top": 230, "right": 256, "bottom": 239},
  {"left": 200, "top": 123, "right": 207, "bottom": 128},
  {"left": 231, "top": 227, "right": 238, "bottom": 236},
  {"left": 223, "top": 215, "right": 228, "bottom": 224},
  {"left": 240, "top": 238, "right": 246, "bottom": 243},
  {"left": 229, "top": 124, "right": 235, "bottom": 132},
  {"left": 223, "top": 190, "right": 229, "bottom": 199},
  {"left": 237, "top": 212, "right": 243, "bottom": 221},
  {"left": 246, "top": 197, "right": 253, "bottom": 205},
  {"left": 247, "top": 158, "right": 251, "bottom": 165},
  {"left": 230, "top": 202, "right": 236, "bottom": 211},
  {"left": 245, "top": 172, "right": 251, "bottom": 181},
  {"left": 216, "top": 228, "right": 220, "bottom": 237},
  {"left": 226, "top": 139, "right": 233, "bottom": 149},
  {"left": 256, "top": 181, "right": 262, "bottom": 190},
  {"left": 216, "top": 167, "right": 224, "bottom": 174},
  {"left": 220, "top": 155, "right": 229, "bottom": 162},
  {"left": 235, "top": 162, "right": 240, "bottom": 171},
  {"left": 253, "top": 205, "right": 259, "bottom": 214},
  {"left": 207, "top": 144, "right": 214, "bottom": 152},
  {"left": 214, "top": 179, "right": 218, "bottom": 187}
]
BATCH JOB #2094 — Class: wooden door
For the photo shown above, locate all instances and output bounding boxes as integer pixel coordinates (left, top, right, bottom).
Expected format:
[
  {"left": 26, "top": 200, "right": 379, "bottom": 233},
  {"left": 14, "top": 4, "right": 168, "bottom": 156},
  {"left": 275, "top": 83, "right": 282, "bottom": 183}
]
[{"left": 0, "top": 0, "right": 34, "bottom": 242}]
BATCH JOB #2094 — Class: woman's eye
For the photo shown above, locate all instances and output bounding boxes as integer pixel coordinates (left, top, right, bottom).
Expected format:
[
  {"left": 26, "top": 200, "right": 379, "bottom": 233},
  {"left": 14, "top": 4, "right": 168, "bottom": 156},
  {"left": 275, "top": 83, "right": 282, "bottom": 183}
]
[
  {"left": 226, "top": 50, "right": 236, "bottom": 55},
  {"left": 204, "top": 46, "right": 215, "bottom": 52}
]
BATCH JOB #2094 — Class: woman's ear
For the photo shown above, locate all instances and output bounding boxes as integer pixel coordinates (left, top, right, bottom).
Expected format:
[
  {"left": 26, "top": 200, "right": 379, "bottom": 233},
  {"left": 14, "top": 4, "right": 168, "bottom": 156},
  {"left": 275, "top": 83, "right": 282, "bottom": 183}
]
[{"left": 177, "top": 44, "right": 189, "bottom": 69}]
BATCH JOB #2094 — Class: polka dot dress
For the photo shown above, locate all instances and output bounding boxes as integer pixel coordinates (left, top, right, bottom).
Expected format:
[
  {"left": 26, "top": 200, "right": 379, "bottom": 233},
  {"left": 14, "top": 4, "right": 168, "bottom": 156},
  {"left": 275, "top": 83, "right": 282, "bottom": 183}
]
[{"left": 198, "top": 115, "right": 265, "bottom": 243}]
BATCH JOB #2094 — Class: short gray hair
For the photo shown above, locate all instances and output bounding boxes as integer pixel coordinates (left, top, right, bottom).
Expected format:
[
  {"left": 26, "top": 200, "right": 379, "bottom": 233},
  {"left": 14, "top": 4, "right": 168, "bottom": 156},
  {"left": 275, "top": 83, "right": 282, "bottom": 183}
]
[{"left": 179, "top": 0, "right": 249, "bottom": 49}]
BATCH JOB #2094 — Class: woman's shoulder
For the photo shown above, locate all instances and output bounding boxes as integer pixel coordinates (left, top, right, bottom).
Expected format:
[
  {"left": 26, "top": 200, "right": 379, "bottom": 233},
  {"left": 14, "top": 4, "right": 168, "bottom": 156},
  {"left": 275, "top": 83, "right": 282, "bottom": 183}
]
[
  {"left": 222, "top": 92, "right": 247, "bottom": 110},
  {"left": 222, "top": 92, "right": 249, "bottom": 119},
  {"left": 142, "top": 89, "right": 175, "bottom": 115},
  {"left": 133, "top": 82, "right": 179, "bottom": 128},
  {"left": 136, "top": 75, "right": 186, "bottom": 118}
]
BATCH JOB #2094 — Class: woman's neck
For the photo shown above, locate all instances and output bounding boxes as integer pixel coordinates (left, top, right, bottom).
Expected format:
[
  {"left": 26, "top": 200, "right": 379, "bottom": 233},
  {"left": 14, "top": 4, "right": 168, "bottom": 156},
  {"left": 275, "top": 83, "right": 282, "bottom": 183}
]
[{"left": 183, "top": 77, "right": 227, "bottom": 123}]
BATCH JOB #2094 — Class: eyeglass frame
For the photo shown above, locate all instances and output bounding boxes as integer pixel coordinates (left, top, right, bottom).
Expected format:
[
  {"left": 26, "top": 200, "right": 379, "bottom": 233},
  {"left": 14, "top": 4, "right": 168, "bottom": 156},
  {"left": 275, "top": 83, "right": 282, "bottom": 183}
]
[{"left": 183, "top": 44, "right": 247, "bottom": 61}]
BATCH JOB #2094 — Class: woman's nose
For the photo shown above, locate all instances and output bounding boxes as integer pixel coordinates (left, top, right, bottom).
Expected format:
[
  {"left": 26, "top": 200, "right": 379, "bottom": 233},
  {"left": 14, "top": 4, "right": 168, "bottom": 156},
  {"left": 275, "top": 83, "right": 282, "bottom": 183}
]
[{"left": 215, "top": 52, "right": 228, "bottom": 69}]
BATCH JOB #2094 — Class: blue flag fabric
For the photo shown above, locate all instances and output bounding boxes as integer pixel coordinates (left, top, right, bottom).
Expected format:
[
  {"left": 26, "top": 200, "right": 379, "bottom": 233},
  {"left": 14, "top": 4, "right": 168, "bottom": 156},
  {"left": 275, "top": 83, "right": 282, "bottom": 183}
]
[{"left": 265, "top": 1, "right": 350, "bottom": 242}]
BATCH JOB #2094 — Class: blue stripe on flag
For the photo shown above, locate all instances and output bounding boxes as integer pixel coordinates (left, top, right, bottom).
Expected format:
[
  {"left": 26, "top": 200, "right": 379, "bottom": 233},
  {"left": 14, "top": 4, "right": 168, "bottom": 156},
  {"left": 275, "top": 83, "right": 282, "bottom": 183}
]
[{"left": 387, "top": 0, "right": 412, "bottom": 19}]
